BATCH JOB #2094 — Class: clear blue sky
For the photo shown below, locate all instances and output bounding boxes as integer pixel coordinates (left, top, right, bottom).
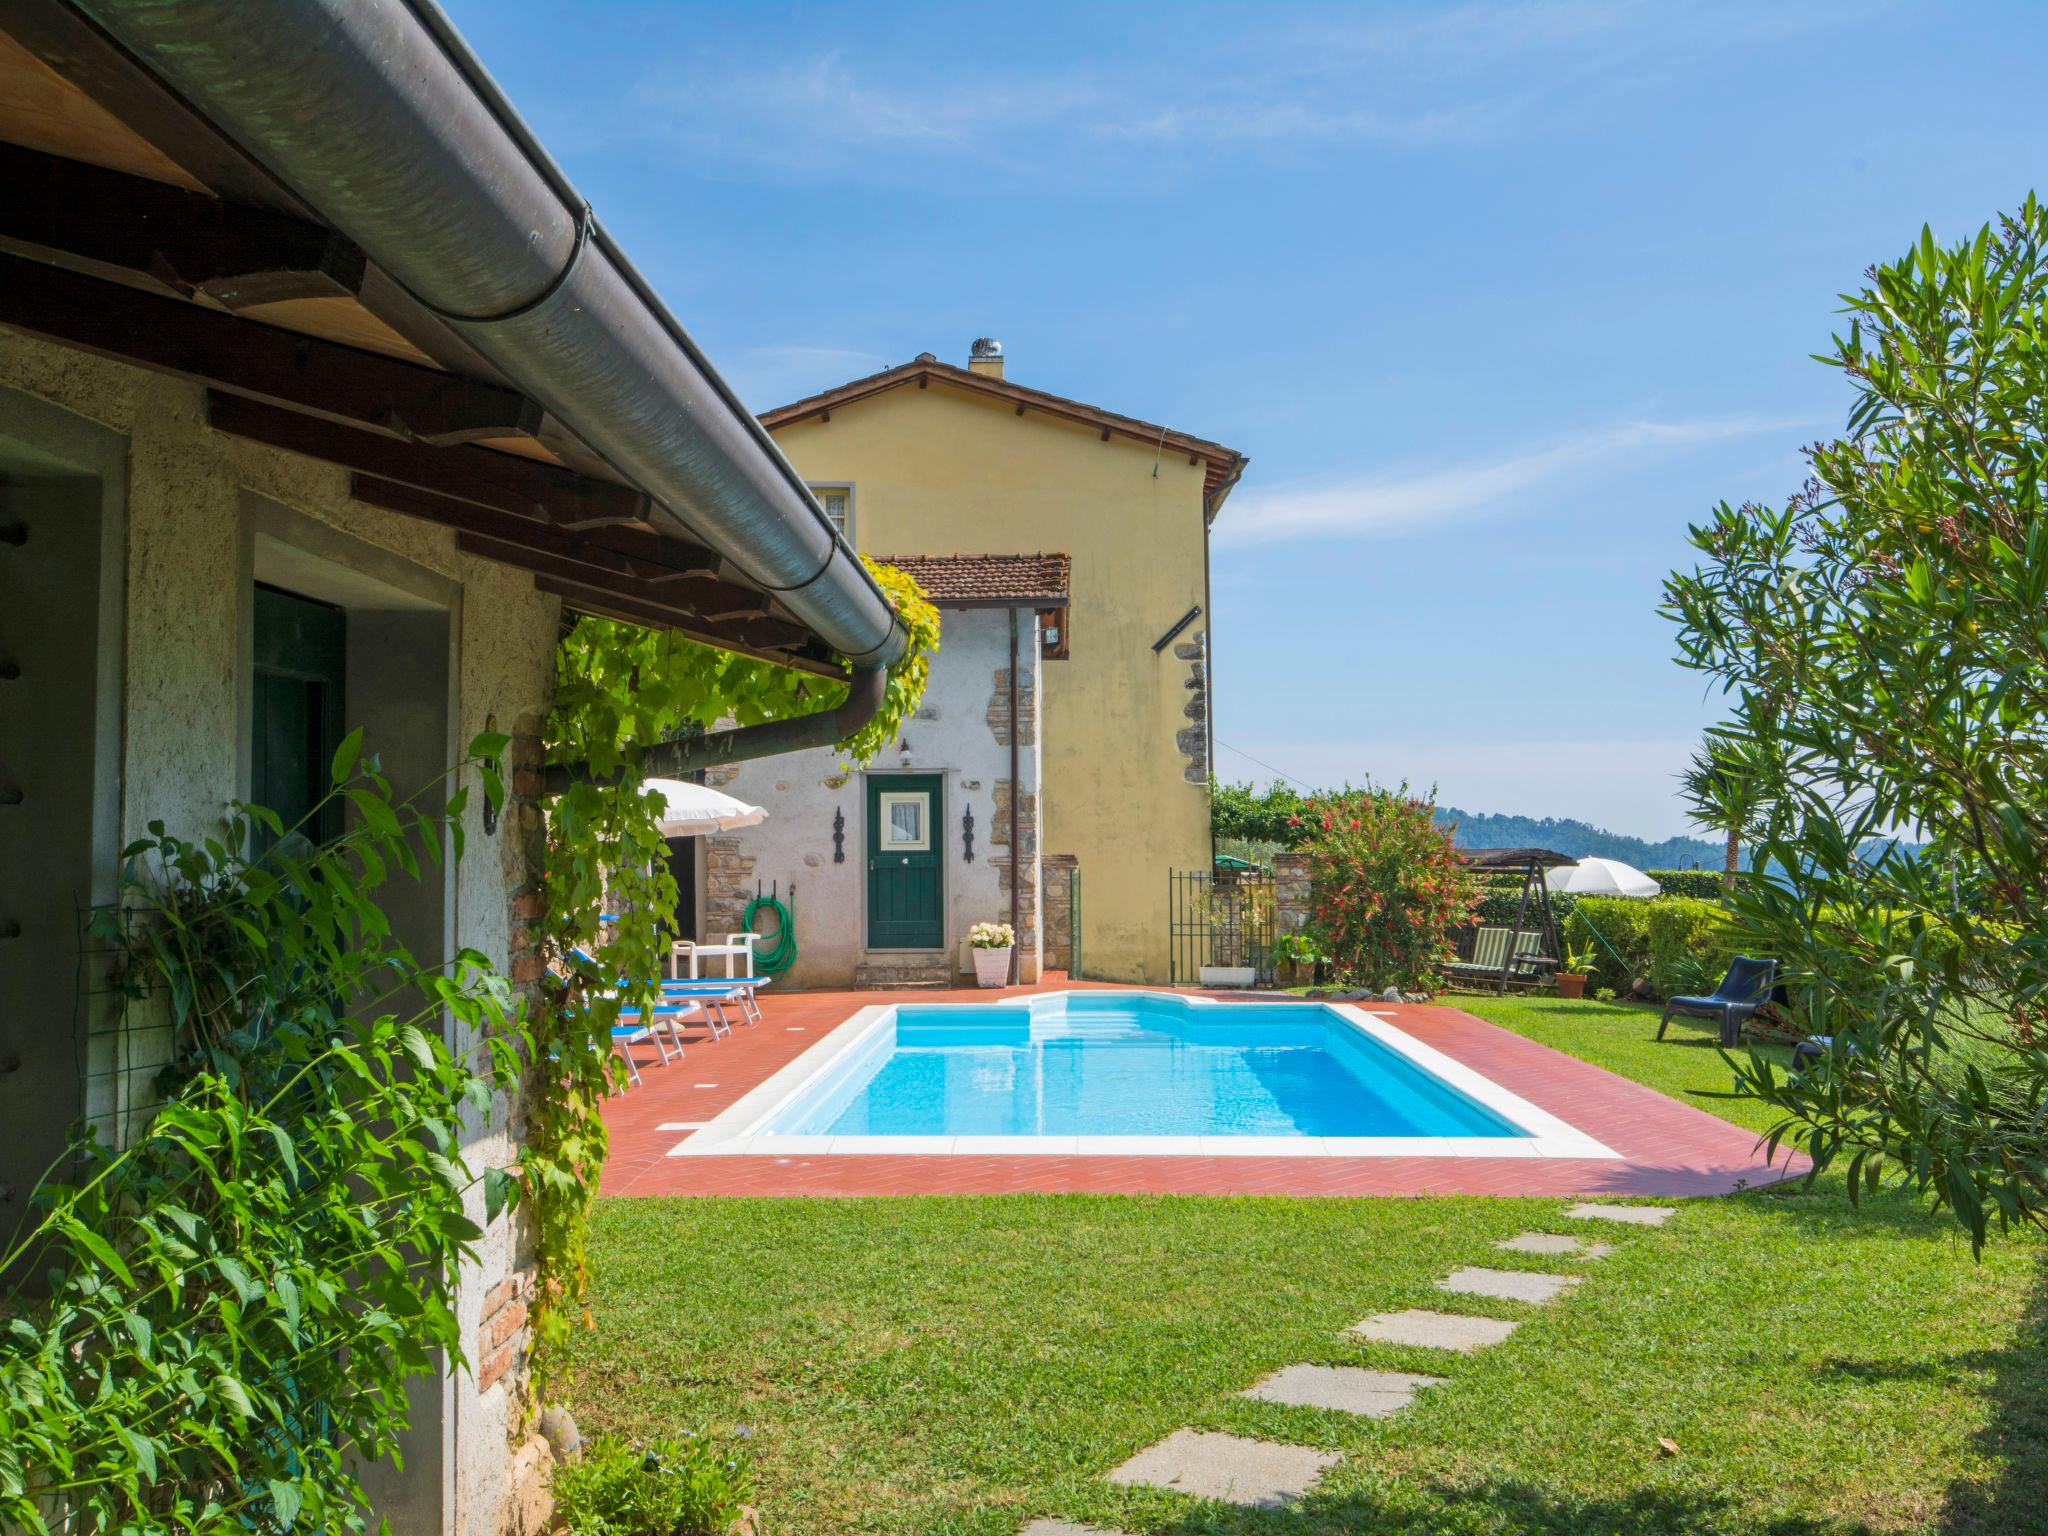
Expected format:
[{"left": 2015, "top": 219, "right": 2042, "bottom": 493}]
[{"left": 446, "top": 0, "right": 2048, "bottom": 841}]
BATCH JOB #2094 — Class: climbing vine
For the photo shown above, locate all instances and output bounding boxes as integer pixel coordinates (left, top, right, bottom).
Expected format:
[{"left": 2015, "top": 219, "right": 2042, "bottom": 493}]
[
  {"left": 0, "top": 736, "right": 523, "bottom": 1534},
  {"left": 522, "top": 559, "right": 938, "bottom": 1363}
]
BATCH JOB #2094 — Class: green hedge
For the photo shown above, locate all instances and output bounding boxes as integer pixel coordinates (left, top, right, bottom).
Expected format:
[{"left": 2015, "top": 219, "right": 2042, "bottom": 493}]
[
  {"left": 1645, "top": 869, "right": 1734, "bottom": 900},
  {"left": 1646, "top": 897, "right": 1740, "bottom": 995},
  {"left": 1474, "top": 886, "right": 1577, "bottom": 929},
  {"left": 1566, "top": 897, "right": 1654, "bottom": 995}
]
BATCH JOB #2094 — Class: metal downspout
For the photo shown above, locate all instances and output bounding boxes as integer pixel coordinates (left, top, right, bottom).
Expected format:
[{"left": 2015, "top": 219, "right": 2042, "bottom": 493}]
[
  {"left": 1008, "top": 609, "right": 1022, "bottom": 985},
  {"left": 76, "top": 0, "right": 905, "bottom": 670}
]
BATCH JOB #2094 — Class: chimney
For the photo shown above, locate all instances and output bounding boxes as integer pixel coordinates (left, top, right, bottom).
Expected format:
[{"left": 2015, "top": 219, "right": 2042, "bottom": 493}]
[{"left": 967, "top": 336, "right": 1005, "bottom": 379}]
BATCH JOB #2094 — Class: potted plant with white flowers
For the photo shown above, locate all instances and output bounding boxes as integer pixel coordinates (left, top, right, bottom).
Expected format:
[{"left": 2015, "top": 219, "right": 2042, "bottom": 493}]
[{"left": 968, "top": 921, "right": 1015, "bottom": 988}]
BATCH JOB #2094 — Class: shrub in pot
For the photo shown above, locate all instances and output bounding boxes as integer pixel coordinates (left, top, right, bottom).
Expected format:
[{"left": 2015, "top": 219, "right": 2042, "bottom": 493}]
[{"left": 1554, "top": 937, "right": 1597, "bottom": 1000}]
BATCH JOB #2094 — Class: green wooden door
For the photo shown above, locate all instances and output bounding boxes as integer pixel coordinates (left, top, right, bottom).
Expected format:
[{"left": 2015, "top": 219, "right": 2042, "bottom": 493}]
[{"left": 867, "top": 774, "right": 944, "bottom": 949}]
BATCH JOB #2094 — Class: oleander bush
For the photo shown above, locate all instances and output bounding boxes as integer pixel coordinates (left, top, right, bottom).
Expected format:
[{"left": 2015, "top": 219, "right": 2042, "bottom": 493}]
[
  {"left": 1666, "top": 197, "right": 2048, "bottom": 1245},
  {"left": 1298, "top": 785, "right": 1478, "bottom": 992}
]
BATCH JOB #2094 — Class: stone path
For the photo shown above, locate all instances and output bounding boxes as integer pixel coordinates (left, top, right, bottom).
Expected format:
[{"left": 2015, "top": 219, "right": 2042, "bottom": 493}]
[
  {"left": 1349, "top": 1307, "right": 1521, "bottom": 1353},
  {"left": 1497, "top": 1230, "right": 1612, "bottom": 1259},
  {"left": 1107, "top": 1429, "right": 1340, "bottom": 1508},
  {"left": 1024, "top": 1200, "right": 1678, "bottom": 1531},
  {"left": 1437, "top": 1266, "right": 1581, "bottom": 1304},
  {"left": 1568, "top": 1202, "right": 1675, "bottom": 1225},
  {"left": 1240, "top": 1363, "right": 1445, "bottom": 1417}
]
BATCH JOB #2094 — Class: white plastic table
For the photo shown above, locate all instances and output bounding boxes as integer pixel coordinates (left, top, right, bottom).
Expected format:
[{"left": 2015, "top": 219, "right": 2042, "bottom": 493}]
[{"left": 669, "top": 932, "right": 761, "bottom": 980}]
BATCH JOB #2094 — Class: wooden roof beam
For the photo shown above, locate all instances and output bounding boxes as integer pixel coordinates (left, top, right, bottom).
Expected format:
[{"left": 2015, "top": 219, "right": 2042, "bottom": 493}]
[
  {"left": 0, "top": 255, "right": 539, "bottom": 444},
  {"left": 0, "top": 0, "right": 310, "bottom": 215},
  {"left": 348, "top": 475, "right": 725, "bottom": 584},
  {"left": 0, "top": 143, "right": 364, "bottom": 308},
  {"left": 208, "top": 392, "right": 648, "bottom": 528},
  {"left": 456, "top": 533, "right": 775, "bottom": 627}
]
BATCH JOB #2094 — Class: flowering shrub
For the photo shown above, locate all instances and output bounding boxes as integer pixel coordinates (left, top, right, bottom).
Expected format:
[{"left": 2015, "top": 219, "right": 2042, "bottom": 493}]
[
  {"left": 1295, "top": 786, "right": 1477, "bottom": 991},
  {"left": 968, "top": 921, "right": 1015, "bottom": 950}
]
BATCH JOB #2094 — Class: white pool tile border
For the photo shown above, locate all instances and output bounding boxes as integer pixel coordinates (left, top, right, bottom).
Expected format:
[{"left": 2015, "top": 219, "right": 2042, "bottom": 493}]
[{"left": 669, "top": 992, "right": 1620, "bottom": 1160}]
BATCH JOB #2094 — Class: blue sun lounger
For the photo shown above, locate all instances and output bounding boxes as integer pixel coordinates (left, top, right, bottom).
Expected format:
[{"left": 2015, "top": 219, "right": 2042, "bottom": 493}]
[
  {"left": 573, "top": 946, "right": 769, "bottom": 1034},
  {"left": 607, "top": 997, "right": 699, "bottom": 1089}
]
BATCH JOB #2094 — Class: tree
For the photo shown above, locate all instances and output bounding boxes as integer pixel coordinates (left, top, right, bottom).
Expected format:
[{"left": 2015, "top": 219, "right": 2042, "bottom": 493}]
[
  {"left": 1678, "top": 733, "right": 1767, "bottom": 889},
  {"left": 1664, "top": 198, "right": 2048, "bottom": 1248},
  {"left": 1211, "top": 778, "right": 1308, "bottom": 848}
]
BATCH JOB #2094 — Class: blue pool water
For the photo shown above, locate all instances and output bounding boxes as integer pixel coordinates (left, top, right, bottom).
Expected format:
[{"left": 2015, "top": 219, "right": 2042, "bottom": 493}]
[{"left": 761, "top": 994, "right": 1527, "bottom": 1139}]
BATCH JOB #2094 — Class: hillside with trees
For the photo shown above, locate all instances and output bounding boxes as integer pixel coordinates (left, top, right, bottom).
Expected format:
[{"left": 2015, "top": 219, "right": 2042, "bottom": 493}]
[{"left": 1212, "top": 779, "right": 1731, "bottom": 869}]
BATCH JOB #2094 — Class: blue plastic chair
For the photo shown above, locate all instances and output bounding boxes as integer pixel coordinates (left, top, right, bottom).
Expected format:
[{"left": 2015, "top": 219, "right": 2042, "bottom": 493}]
[{"left": 1657, "top": 957, "right": 1777, "bottom": 1047}]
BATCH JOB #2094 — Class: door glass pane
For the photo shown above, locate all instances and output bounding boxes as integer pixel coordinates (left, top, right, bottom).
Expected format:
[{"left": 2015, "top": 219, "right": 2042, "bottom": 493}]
[{"left": 889, "top": 798, "right": 923, "bottom": 845}]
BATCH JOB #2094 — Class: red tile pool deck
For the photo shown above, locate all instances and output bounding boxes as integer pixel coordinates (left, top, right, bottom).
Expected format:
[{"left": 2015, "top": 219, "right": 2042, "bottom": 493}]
[{"left": 599, "top": 980, "right": 1806, "bottom": 1199}]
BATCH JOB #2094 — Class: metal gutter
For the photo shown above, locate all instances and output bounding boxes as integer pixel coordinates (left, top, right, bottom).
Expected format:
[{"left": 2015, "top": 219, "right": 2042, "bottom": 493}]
[{"left": 74, "top": 0, "right": 905, "bottom": 669}]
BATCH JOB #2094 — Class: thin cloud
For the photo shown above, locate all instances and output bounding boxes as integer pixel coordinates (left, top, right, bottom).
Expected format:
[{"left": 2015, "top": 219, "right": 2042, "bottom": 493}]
[
  {"left": 602, "top": 0, "right": 1679, "bottom": 180},
  {"left": 1217, "top": 415, "right": 1808, "bottom": 545}
]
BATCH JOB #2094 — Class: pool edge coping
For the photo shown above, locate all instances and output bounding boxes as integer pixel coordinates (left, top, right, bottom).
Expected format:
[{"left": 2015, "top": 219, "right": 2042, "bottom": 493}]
[{"left": 668, "top": 992, "right": 1622, "bottom": 1160}]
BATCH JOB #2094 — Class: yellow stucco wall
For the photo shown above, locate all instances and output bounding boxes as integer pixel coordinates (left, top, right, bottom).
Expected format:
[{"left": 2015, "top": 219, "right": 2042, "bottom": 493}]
[{"left": 770, "top": 378, "right": 1214, "bottom": 983}]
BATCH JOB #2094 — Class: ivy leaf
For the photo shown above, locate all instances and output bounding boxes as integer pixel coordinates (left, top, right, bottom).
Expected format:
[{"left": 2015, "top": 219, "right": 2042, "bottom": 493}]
[
  {"left": 483, "top": 1164, "right": 518, "bottom": 1225},
  {"left": 113, "top": 1424, "right": 158, "bottom": 1485},
  {"left": 213, "top": 1373, "right": 256, "bottom": 1420},
  {"left": 398, "top": 1023, "right": 440, "bottom": 1070},
  {"left": 216, "top": 1257, "right": 262, "bottom": 1307},
  {"left": 59, "top": 1218, "right": 135, "bottom": 1289},
  {"left": 269, "top": 1477, "right": 303, "bottom": 1528},
  {"left": 330, "top": 727, "right": 364, "bottom": 786}
]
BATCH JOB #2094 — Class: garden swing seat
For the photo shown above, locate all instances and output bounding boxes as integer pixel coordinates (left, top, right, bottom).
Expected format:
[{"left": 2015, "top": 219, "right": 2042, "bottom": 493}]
[{"left": 1444, "top": 926, "right": 1555, "bottom": 987}]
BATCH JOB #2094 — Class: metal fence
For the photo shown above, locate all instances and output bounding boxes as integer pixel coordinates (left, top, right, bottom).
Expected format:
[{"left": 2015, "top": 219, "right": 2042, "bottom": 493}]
[{"left": 1167, "top": 868, "right": 1276, "bottom": 986}]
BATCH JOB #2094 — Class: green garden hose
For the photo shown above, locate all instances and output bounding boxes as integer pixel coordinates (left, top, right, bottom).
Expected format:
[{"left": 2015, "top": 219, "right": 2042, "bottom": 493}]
[{"left": 741, "top": 892, "right": 797, "bottom": 976}]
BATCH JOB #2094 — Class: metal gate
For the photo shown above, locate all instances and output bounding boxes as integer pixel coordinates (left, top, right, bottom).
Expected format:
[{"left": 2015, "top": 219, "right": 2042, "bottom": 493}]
[{"left": 1168, "top": 868, "right": 1276, "bottom": 986}]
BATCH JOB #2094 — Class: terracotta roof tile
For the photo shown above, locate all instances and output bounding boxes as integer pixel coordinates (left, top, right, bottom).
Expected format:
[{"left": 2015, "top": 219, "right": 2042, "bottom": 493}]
[{"left": 870, "top": 552, "right": 1071, "bottom": 606}]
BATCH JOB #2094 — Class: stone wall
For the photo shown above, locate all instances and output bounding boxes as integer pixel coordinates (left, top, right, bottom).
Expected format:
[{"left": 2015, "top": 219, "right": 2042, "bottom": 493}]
[
  {"left": 986, "top": 664, "right": 1036, "bottom": 746},
  {"left": 1042, "top": 852, "right": 1079, "bottom": 972},
  {"left": 1274, "top": 851, "right": 1312, "bottom": 939},
  {"left": 702, "top": 832, "right": 759, "bottom": 942},
  {"left": 1173, "top": 629, "right": 1208, "bottom": 785}
]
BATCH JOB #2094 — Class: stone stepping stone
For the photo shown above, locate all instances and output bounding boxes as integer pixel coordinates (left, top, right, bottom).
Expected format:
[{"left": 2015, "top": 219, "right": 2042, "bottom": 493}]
[
  {"left": 1106, "top": 1428, "right": 1338, "bottom": 1508},
  {"left": 1022, "top": 1523, "right": 1130, "bottom": 1536},
  {"left": 1567, "top": 1202, "right": 1675, "bottom": 1226},
  {"left": 1497, "top": 1231, "right": 1612, "bottom": 1259},
  {"left": 1438, "top": 1266, "right": 1581, "bottom": 1304},
  {"left": 1240, "top": 1363, "right": 1444, "bottom": 1418},
  {"left": 1349, "top": 1308, "right": 1519, "bottom": 1353}
]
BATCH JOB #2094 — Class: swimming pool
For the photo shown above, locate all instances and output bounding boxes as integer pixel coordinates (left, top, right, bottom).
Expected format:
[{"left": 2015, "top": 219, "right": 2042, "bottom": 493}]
[{"left": 676, "top": 993, "right": 1618, "bottom": 1158}]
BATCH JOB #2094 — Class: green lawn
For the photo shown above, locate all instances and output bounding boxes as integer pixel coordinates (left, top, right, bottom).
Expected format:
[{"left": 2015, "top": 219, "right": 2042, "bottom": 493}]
[{"left": 553, "top": 998, "right": 2047, "bottom": 1536}]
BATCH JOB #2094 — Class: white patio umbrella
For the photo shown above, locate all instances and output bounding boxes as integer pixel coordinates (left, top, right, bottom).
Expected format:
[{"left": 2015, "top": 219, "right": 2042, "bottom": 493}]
[
  {"left": 644, "top": 778, "right": 768, "bottom": 836},
  {"left": 1544, "top": 857, "right": 1661, "bottom": 898}
]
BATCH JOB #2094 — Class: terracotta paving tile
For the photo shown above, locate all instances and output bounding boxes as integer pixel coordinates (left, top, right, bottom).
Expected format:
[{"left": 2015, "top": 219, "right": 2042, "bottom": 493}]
[{"left": 597, "top": 978, "right": 1806, "bottom": 1199}]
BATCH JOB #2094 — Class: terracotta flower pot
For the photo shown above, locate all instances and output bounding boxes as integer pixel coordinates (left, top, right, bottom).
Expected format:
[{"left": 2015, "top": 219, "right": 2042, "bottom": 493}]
[{"left": 1555, "top": 972, "right": 1588, "bottom": 999}]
